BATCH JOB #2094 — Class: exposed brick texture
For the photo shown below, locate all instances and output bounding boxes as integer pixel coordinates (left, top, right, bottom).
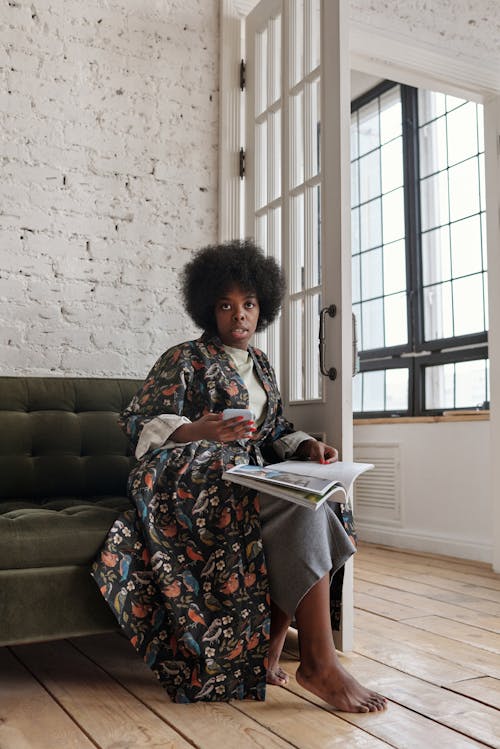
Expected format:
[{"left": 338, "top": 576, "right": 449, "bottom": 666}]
[{"left": 0, "top": 0, "right": 218, "bottom": 377}]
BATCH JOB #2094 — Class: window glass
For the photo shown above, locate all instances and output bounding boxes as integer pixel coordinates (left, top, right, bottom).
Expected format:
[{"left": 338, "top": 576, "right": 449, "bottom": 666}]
[
  {"left": 352, "top": 83, "right": 487, "bottom": 416},
  {"left": 425, "top": 359, "right": 489, "bottom": 410}
]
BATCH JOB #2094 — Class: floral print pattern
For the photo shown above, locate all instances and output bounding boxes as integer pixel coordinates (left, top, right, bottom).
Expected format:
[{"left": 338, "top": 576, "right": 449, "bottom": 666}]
[
  {"left": 91, "top": 334, "right": 354, "bottom": 702},
  {"left": 92, "top": 335, "right": 295, "bottom": 702}
]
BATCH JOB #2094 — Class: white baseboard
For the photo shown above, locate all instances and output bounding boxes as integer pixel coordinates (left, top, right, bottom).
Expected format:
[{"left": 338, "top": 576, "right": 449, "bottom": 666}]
[{"left": 356, "top": 523, "right": 493, "bottom": 564}]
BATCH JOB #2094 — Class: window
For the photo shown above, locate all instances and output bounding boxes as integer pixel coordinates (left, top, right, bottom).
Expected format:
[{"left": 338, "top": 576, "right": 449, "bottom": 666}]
[{"left": 351, "top": 81, "right": 488, "bottom": 416}]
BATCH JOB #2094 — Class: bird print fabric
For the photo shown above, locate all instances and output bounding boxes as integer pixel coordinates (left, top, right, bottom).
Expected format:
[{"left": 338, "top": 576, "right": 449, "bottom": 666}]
[
  {"left": 91, "top": 334, "right": 353, "bottom": 702},
  {"left": 92, "top": 335, "right": 294, "bottom": 702}
]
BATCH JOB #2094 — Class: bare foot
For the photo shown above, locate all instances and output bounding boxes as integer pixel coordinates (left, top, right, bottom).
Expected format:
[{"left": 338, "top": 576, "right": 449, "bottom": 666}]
[
  {"left": 266, "top": 663, "right": 290, "bottom": 686},
  {"left": 296, "top": 660, "right": 387, "bottom": 713}
]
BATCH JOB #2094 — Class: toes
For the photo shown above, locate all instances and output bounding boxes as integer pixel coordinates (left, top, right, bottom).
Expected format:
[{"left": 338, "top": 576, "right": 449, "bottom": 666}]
[
  {"left": 266, "top": 670, "right": 287, "bottom": 686},
  {"left": 275, "top": 667, "right": 290, "bottom": 684}
]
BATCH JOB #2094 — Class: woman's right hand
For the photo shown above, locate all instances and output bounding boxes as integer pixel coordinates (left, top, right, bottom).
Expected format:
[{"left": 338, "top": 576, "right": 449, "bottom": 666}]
[{"left": 171, "top": 413, "right": 256, "bottom": 444}]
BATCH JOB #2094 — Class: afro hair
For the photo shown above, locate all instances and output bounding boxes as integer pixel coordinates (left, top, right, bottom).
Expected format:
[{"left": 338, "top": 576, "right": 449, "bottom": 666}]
[{"left": 181, "top": 239, "right": 285, "bottom": 334}]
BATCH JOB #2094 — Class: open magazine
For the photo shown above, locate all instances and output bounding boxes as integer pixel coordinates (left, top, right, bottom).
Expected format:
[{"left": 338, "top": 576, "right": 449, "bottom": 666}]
[{"left": 222, "top": 460, "right": 373, "bottom": 511}]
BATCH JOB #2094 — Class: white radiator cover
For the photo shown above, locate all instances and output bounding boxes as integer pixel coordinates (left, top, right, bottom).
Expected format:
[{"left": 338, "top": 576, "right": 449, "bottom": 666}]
[{"left": 353, "top": 443, "right": 401, "bottom": 525}]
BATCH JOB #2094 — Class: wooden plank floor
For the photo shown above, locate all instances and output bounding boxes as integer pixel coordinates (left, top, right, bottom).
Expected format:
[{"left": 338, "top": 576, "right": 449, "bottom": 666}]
[{"left": 1, "top": 543, "right": 500, "bottom": 749}]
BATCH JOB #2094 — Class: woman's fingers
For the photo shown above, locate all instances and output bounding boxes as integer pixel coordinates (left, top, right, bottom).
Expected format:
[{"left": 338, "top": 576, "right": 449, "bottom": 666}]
[
  {"left": 218, "top": 416, "right": 255, "bottom": 442},
  {"left": 322, "top": 445, "right": 339, "bottom": 463}
]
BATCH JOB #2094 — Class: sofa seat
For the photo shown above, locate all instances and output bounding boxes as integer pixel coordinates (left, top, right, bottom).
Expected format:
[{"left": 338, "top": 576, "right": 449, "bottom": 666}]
[
  {"left": 0, "top": 376, "right": 142, "bottom": 646},
  {"left": 0, "top": 496, "right": 132, "bottom": 569}
]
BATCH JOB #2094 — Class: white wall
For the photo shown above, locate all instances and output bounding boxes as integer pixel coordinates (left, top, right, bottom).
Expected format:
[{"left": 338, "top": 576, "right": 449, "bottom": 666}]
[
  {"left": 0, "top": 0, "right": 217, "bottom": 377},
  {"left": 354, "top": 421, "right": 492, "bottom": 562}
]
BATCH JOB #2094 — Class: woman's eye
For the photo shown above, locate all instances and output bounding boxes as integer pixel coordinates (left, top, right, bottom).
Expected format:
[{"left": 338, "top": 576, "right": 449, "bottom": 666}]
[{"left": 221, "top": 303, "right": 231, "bottom": 310}]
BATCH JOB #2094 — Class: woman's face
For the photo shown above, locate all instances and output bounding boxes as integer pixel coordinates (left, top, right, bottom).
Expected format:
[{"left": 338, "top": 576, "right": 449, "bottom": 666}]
[{"left": 214, "top": 286, "right": 260, "bottom": 350}]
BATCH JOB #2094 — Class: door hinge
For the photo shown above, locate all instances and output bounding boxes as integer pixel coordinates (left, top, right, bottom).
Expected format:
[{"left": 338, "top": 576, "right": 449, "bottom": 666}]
[
  {"left": 240, "top": 59, "right": 246, "bottom": 91},
  {"left": 239, "top": 147, "right": 246, "bottom": 179}
]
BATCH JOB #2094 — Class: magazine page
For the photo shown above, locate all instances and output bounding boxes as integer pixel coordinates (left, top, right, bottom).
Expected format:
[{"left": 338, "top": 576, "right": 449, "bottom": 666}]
[
  {"left": 268, "top": 460, "right": 374, "bottom": 496},
  {"left": 222, "top": 469, "right": 330, "bottom": 510},
  {"left": 226, "top": 463, "right": 336, "bottom": 496},
  {"left": 222, "top": 468, "right": 348, "bottom": 511}
]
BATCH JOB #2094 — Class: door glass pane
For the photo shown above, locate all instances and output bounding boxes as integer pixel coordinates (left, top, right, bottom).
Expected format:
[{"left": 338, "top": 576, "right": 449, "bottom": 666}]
[
  {"left": 255, "top": 213, "right": 267, "bottom": 251},
  {"left": 268, "top": 14, "right": 281, "bottom": 106},
  {"left": 268, "top": 205, "right": 281, "bottom": 264},
  {"left": 307, "top": 0, "right": 320, "bottom": 72},
  {"left": 305, "top": 184, "right": 321, "bottom": 287},
  {"left": 290, "top": 90, "right": 304, "bottom": 188},
  {"left": 290, "top": 192, "right": 304, "bottom": 292},
  {"left": 289, "top": 0, "right": 304, "bottom": 88},
  {"left": 255, "top": 27, "right": 268, "bottom": 116},
  {"left": 268, "top": 108, "right": 282, "bottom": 202},
  {"left": 290, "top": 298, "right": 303, "bottom": 400},
  {"left": 306, "top": 293, "right": 321, "bottom": 399},
  {"left": 255, "top": 120, "right": 268, "bottom": 210},
  {"left": 306, "top": 77, "right": 320, "bottom": 179}
]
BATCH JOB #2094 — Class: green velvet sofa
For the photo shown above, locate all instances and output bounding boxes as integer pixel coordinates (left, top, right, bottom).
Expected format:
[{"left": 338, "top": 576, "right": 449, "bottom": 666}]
[{"left": 0, "top": 376, "right": 142, "bottom": 646}]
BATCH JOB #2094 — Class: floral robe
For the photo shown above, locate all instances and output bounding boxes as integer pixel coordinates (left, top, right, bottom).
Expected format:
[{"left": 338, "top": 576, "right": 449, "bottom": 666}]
[{"left": 92, "top": 334, "right": 298, "bottom": 703}]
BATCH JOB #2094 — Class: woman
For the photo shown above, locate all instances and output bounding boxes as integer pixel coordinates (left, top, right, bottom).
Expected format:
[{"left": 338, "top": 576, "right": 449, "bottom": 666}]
[{"left": 92, "top": 240, "right": 387, "bottom": 712}]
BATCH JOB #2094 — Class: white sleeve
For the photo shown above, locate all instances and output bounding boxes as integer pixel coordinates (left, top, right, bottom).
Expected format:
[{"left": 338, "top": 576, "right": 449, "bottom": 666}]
[
  {"left": 135, "top": 414, "right": 192, "bottom": 459},
  {"left": 272, "top": 430, "right": 312, "bottom": 460}
]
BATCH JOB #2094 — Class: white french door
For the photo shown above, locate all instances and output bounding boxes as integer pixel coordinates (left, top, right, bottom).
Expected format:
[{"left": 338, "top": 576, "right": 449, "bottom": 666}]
[{"left": 245, "top": 0, "right": 353, "bottom": 649}]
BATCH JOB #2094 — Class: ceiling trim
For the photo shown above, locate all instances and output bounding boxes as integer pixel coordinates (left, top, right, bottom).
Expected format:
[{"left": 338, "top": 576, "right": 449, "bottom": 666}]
[{"left": 349, "top": 19, "right": 500, "bottom": 100}]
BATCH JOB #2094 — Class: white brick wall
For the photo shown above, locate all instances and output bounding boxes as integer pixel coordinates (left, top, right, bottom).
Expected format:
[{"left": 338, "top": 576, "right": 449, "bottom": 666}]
[{"left": 0, "top": 0, "right": 218, "bottom": 377}]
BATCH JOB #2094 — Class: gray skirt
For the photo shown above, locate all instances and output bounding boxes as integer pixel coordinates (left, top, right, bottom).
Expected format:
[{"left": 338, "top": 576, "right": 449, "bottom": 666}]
[{"left": 259, "top": 494, "right": 355, "bottom": 618}]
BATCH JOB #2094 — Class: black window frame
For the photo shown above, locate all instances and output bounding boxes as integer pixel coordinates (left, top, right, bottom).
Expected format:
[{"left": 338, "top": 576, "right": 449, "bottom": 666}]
[{"left": 351, "top": 80, "right": 489, "bottom": 418}]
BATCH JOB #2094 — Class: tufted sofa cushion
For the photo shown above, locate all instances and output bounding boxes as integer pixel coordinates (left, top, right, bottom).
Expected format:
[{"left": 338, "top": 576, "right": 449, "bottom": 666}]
[
  {"left": 0, "top": 497, "right": 133, "bottom": 569},
  {"left": 0, "top": 376, "right": 142, "bottom": 570},
  {"left": 0, "top": 377, "right": 140, "bottom": 500}
]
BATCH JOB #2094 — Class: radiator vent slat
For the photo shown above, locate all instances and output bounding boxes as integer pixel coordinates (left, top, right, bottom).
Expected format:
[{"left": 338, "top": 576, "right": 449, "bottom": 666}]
[{"left": 353, "top": 443, "right": 401, "bottom": 524}]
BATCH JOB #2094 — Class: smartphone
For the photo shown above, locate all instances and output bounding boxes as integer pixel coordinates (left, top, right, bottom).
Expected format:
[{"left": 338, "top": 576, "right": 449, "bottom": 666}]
[{"left": 222, "top": 408, "right": 254, "bottom": 422}]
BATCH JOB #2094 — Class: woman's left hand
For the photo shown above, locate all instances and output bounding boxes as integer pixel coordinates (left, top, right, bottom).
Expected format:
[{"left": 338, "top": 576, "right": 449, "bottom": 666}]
[{"left": 295, "top": 439, "right": 338, "bottom": 464}]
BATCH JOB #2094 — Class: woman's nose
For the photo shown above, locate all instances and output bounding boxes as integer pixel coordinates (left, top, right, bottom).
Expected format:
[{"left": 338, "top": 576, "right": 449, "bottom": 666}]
[{"left": 232, "top": 308, "right": 245, "bottom": 320}]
